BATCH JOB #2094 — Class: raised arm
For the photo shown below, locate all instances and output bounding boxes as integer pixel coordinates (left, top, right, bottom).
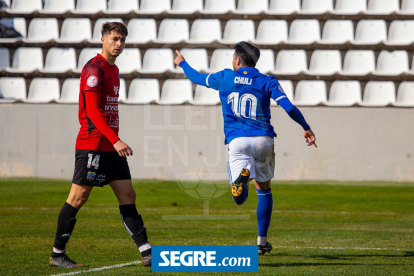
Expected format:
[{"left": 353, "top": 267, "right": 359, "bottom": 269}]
[{"left": 174, "top": 50, "right": 211, "bottom": 86}]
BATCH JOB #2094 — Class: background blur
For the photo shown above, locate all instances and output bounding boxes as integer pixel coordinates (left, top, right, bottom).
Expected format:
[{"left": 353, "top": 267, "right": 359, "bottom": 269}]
[{"left": 0, "top": 0, "right": 413, "bottom": 182}]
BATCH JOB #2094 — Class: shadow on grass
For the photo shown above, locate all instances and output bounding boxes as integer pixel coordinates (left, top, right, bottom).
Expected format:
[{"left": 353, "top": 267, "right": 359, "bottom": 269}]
[
  {"left": 315, "top": 252, "right": 414, "bottom": 260},
  {"left": 260, "top": 251, "right": 414, "bottom": 268},
  {"left": 404, "top": 251, "right": 414, "bottom": 256},
  {"left": 271, "top": 251, "right": 414, "bottom": 260},
  {"left": 261, "top": 262, "right": 404, "bottom": 268}
]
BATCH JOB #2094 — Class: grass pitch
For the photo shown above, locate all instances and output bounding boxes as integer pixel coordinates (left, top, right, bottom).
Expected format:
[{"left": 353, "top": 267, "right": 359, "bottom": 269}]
[{"left": 0, "top": 178, "right": 414, "bottom": 276}]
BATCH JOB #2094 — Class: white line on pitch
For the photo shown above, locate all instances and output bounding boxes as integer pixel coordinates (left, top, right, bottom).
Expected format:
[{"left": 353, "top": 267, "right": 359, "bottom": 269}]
[
  {"left": 47, "top": 246, "right": 411, "bottom": 276},
  {"left": 50, "top": 261, "right": 140, "bottom": 276}
]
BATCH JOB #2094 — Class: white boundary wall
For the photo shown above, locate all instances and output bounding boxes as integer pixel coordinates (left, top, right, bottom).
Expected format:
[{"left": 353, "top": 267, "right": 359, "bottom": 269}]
[{"left": 0, "top": 104, "right": 413, "bottom": 182}]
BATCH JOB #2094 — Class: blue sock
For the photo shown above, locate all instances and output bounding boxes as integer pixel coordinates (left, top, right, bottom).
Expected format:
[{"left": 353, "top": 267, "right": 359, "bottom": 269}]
[{"left": 256, "top": 188, "right": 273, "bottom": 238}]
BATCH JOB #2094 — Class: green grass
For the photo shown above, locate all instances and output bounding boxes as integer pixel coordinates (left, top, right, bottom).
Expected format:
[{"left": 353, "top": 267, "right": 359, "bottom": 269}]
[{"left": 0, "top": 178, "right": 414, "bottom": 276}]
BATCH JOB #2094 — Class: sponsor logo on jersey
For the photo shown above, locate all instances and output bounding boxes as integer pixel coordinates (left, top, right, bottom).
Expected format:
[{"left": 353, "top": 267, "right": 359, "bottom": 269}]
[
  {"left": 87, "top": 75, "right": 99, "bottom": 88},
  {"left": 105, "top": 105, "right": 118, "bottom": 111},
  {"left": 234, "top": 77, "right": 252, "bottom": 85},
  {"left": 278, "top": 84, "right": 285, "bottom": 94},
  {"left": 106, "top": 95, "right": 118, "bottom": 102},
  {"left": 87, "top": 171, "right": 96, "bottom": 181},
  {"left": 109, "top": 116, "right": 119, "bottom": 128},
  {"left": 114, "top": 86, "right": 119, "bottom": 95}
]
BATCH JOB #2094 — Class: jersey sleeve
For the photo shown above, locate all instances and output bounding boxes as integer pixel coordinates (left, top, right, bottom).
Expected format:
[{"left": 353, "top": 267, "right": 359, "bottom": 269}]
[
  {"left": 81, "top": 63, "right": 104, "bottom": 93},
  {"left": 206, "top": 71, "right": 225, "bottom": 90},
  {"left": 81, "top": 63, "right": 120, "bottom": 145},
  {"left": 179, "top": 60, "right": 217, "bottom": 89},
  {"left": 279, "top": 98, "right": 310, "bottom": 131},
  {"left": 268, "top": 77, "right": 287, "bottom": 104},
  {"left": 84, "top": 91, "right": 120, "bottom": 144}
]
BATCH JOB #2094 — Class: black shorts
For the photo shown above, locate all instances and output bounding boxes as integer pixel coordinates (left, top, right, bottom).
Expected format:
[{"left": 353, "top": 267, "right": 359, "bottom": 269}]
[{"left": 72, "top": 149, "right": 131, "bottom": 187}]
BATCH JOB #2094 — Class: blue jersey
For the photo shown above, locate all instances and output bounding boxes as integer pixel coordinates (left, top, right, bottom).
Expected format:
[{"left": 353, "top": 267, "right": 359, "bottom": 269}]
[
  {"left": 179, "top": 61, "right": 310, "bottom": 144},
  {"left": 205, "top": 67, "right": 287, "bottom": 144}
]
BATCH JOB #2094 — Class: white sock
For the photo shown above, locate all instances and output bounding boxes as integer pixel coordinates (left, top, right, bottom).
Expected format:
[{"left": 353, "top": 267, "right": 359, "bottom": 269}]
[
  {"left": 53, "top": 247, "right": 65, "bottom": 254},
  {"left": 138, "top": 243, "right": 151, "bottom": 253},
  {"left": 257, "top": 236, "right": 267, "bottom": 246}
]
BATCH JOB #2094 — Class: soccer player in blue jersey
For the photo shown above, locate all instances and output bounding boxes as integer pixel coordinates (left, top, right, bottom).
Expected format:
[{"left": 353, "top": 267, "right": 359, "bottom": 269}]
[{"left": 174, "top": 42, "right": 317, "bottom": 256}]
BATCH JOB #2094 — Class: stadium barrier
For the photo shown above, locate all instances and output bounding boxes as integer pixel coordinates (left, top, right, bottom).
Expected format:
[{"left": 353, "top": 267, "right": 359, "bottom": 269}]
[{"left": 0, "top": 104, "right": 413, "bottom": 182}]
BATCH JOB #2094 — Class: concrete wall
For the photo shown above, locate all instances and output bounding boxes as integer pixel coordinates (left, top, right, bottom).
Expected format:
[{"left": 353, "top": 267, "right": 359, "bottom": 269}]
[{"left": 0, "top": 104, "right": 413, "bottom": 182}]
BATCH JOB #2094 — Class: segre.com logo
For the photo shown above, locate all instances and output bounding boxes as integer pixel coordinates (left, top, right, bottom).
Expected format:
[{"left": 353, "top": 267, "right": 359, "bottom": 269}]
[{"left": 152, "top": 245, "right": 258, "bottom": 272}]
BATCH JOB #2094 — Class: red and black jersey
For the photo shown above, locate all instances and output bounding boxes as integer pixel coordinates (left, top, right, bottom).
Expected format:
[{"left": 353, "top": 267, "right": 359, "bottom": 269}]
[{"left": 76, "top": 53, "right": 121, "bottom": 151}]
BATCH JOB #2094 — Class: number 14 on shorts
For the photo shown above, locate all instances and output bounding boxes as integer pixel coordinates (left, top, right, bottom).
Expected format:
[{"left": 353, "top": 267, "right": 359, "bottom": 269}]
[{"left": 87, "top": 154, "right": 100, "bottom": 169}]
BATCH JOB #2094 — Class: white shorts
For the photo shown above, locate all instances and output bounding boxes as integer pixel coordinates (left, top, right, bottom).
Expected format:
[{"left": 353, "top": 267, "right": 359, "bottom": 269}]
[{"left": 227, "top": 136, "right": 275, "bottom": 184}]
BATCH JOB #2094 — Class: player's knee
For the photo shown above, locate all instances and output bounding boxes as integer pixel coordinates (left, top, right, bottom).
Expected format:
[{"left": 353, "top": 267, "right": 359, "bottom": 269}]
[
  {"left": 124, "top": 188, "right": 136, "bottom": 202},
  {"left": 68, "top": 198, "right": 86, "bottom": 209},
  {"left": 77, "top": 194, "right": 90, "bottom": 207},
  {"left": 67, "top": 191, "right": 90, "bottom": 209}
]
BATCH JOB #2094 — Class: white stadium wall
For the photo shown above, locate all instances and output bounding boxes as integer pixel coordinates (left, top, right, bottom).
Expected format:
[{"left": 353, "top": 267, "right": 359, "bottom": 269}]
[{"left": 0, "top": 104, "right": 413, "bottom": 182}]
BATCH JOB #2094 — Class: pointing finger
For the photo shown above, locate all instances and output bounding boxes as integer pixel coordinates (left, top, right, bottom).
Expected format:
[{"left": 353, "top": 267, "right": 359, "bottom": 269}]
[{"left": 176, "top": 50, "right": 182, "bottom": 57}]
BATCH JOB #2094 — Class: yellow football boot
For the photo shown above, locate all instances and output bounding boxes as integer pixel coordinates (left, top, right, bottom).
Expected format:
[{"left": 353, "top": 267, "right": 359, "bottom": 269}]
[{"left": 231, "top": 168, "right": 250, "bottom": 205}]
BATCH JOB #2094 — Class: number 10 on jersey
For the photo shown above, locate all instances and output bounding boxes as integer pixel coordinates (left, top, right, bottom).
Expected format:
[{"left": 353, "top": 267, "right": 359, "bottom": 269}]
[{"left": 227, "top": 92, "right": 257, "bottom": 120}]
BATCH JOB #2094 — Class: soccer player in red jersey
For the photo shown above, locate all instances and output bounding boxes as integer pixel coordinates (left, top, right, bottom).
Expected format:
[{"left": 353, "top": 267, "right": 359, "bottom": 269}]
[{"left": 49, "top": 22, "right": 152, "bottom": 268}]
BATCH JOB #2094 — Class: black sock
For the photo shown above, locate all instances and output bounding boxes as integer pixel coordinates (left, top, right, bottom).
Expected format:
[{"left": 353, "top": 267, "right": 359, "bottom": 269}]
[
  {"left": 53, "top": 202, "right": 79, "bottom": 251},
  {"left": 119, "top": 204, "right": 148, "bottom": 248},
  {"left": 141, "top": 248, "right": 151, "bottom": 257},
  {"left": 51, "top": 252, "right": 65, "bottom": 258}
]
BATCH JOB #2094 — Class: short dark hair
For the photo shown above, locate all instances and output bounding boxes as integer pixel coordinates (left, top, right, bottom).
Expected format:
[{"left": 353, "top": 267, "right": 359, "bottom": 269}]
[
  {"left": 101, "top": 22, "right": 128, "bottom": 38},
  {"left": 234, "top": 41, "right": 260, "bottom": 67}
]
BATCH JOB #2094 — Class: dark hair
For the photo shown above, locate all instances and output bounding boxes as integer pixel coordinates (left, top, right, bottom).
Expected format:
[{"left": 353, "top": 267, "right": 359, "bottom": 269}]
[
  {"left": 234, "top": 41, "right": 260, "bottom": 67},
  {"left": 101, "top": 22, "right": 128, "bottom": 38}
]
